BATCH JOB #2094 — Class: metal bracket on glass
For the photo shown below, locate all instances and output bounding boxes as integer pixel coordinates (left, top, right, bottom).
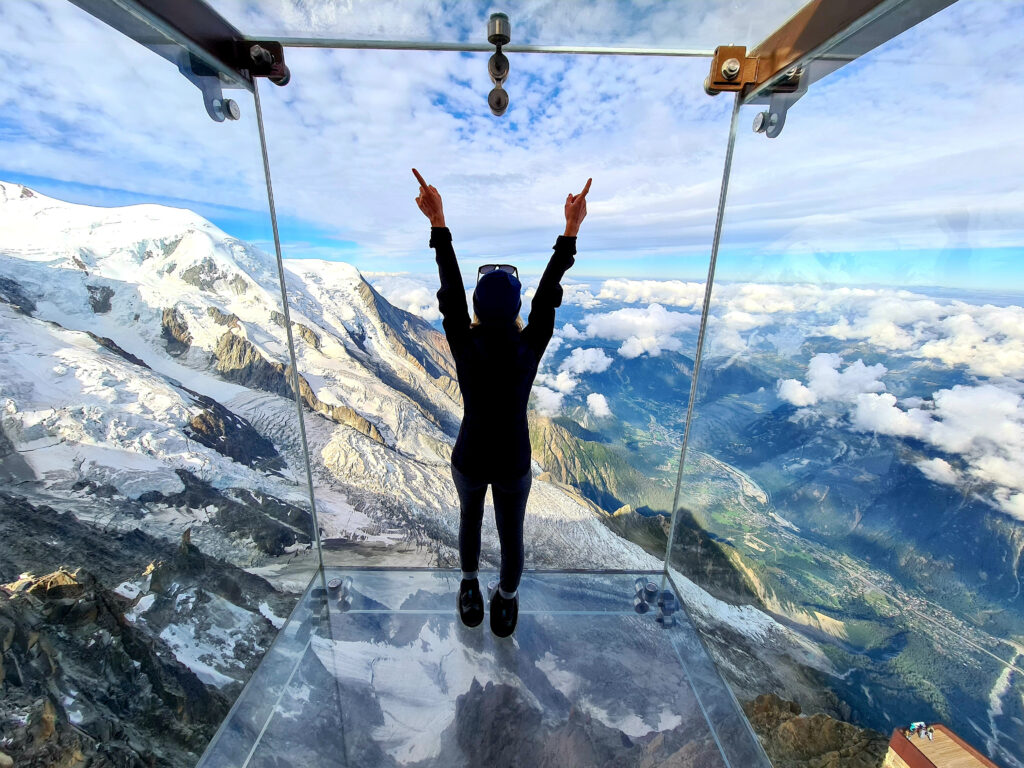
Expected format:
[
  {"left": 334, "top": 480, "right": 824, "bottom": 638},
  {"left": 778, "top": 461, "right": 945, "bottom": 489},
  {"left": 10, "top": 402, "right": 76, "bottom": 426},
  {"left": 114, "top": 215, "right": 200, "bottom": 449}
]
[
  {"left": 634, "top": 577, "right": 677, "bottom": 626},
  {"left": 704, "top": 46, "right": 805, "bottom": 138},
  {"left": 703, "top": 0, "right": 957, "bottom": 138},
  {"left": 66, "top": 0, "right": 291, "bottom": 123},
  {"left": 749, "top": 74, "right": 808, "bottom": 138},
  {"left": 187, "top": 42, "right": 291, "bottom": 123}
]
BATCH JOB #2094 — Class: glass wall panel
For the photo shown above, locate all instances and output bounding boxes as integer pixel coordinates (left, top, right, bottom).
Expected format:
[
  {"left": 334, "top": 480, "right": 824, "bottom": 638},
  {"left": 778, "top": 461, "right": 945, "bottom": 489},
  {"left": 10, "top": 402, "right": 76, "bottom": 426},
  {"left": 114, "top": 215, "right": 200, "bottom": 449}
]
[
  {"left": 669, "top": 2, "right": 1024, "bottom": 766},
  {"left": 253, "top": 46, "right": 735, "bottom": 572},
  {"left": 207, "top": 0, "right": 809, "bottom": 51},
  {"left": 0, "top": 3, "right": 319, "bottom": 766}
]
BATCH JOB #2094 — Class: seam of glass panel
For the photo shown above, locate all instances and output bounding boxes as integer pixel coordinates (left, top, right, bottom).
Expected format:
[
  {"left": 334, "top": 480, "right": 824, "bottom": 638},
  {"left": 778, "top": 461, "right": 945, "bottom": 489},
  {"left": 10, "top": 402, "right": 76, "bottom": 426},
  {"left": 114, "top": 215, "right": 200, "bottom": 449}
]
[
  {"left": 743, "top": 0, "right": 917, "bottom": 104},
  {"left": 253, "top": 83, "right": 325, "bottom": 572},
  {"left": 662, "top": 94, "right": 742, "bottom": 571},
  {"left": 664, "top": 571, "right": 774, "bottom": 767},
  {"left": 269, "top": 37, "right": 714, "bottom": 57},
  {"left": 195, "top": 570, "right": 317, "bottom": 766},
  {"left": 665, "top": 635, "right": 735, "bottom": 768},
  {"left": 239, "top": 637, "right": 315, "bottom": 768},
  {"left": 100, "top": 0, "right": 252, "bottom": 90},
  {"left": 320, "top": 567, "right": 667, "bottom": 574},
  {"left": 338, "top": 609, "right": 648, "bottom": 616}
]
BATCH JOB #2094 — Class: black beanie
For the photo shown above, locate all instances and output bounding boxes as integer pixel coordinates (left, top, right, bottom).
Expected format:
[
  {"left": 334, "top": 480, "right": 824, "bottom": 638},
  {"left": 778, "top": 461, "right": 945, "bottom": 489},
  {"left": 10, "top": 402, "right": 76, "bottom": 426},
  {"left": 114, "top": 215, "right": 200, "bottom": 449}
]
[{"left": 473, "top": 270, "right": 522, "bottom": 325}]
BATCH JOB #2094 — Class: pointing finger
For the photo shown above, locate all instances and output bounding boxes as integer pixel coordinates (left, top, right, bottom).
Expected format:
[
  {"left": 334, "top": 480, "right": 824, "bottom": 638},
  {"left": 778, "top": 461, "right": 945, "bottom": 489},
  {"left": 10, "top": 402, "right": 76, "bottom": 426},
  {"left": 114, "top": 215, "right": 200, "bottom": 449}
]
[
  {"left": 579, "top": 178, "right": 592, "bottom": 197},
  {"left": 412, "top": 168, "right": 428, "bottom": 189}
]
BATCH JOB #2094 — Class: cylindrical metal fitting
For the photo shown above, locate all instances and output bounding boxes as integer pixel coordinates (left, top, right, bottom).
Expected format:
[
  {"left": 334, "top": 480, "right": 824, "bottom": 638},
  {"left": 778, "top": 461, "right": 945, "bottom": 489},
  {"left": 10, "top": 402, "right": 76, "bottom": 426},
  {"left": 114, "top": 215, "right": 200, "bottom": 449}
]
[
  {"left": 488, "top": 51, "right": 509, "bottom": 83},
  {"left": 488, "top": 12, "right": 511, "bottom": 46},
  {"left": 488, "top": 86, "right": 509, "bottom": 116},
  {"left": 721, "top": 57, "right": 741, "bottom": 80},
  {"left": 643, "top": 581, "right": 659, "bottom": 602}
]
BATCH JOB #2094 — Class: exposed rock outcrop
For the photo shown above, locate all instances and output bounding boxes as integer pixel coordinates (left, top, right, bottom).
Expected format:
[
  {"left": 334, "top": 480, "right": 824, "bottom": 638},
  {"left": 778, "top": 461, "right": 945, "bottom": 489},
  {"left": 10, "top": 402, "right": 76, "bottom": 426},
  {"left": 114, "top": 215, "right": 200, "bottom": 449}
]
[
  {"left": 184, "top": 390, "right": 284, "bottom": 472},
  {"left": 0, "top": 277, "right": 36, "bottom": 315},
  {"left": 86, "top": 284, "right": 114, "bottom": 313},
  {"left": 86, "top": 331, "right": 150, "bottom": 369},
  {"left": 161, "top": 307, "right": 192, "bottom": 357},
  {"left": 136, "top": 470, "right": 312, "bottom": 556},
  {"left": 270, "top": 310, "right": 322, "bottom": 350},
  {"left": 214, "top": 330, "right": 385, "bottom": 445},
  {"left": 206, "top": 306, "right": 239, "bottom": 328},
  {"left": 356, "top": 279, "right": 461, "bottom": 405},
  {"left": 743, "top": 693, "right": 888, "bottom": 768},
  {"left": 0, "top": 568, "right": 231, "bottom": 768},
  {"left": 295, "top": 322, "right": 321, "bottom": 350}
]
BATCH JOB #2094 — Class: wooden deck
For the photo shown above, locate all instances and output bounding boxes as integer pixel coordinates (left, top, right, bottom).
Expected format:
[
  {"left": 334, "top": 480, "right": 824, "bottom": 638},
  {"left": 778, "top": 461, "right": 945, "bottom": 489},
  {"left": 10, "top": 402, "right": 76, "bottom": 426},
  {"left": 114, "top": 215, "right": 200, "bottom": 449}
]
[{"left": 910, "top": 728, "right": 996, "bottom": 768}]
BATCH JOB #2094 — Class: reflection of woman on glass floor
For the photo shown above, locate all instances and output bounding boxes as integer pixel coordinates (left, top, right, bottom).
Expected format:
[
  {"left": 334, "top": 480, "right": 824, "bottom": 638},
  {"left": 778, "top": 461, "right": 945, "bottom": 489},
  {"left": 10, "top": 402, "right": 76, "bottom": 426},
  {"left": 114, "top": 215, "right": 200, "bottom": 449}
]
[{"left": 413, "top": 168, "right": 591, "bottom": 637}]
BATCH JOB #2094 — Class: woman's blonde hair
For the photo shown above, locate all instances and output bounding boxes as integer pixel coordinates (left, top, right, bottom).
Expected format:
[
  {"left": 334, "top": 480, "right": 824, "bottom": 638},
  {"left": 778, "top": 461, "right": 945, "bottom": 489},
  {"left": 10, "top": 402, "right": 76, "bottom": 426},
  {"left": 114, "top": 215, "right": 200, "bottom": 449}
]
[{"left": 471, "top": 314, "right": 524, "bottom": 331}]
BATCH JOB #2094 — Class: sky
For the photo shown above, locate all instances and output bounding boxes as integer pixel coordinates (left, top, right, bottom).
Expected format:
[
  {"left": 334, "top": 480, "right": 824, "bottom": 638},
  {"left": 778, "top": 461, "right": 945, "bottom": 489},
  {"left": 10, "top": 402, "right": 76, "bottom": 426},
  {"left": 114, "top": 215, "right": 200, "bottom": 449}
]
[{"left": 1, "top": 0, "right": 1023, "bottom": 288}]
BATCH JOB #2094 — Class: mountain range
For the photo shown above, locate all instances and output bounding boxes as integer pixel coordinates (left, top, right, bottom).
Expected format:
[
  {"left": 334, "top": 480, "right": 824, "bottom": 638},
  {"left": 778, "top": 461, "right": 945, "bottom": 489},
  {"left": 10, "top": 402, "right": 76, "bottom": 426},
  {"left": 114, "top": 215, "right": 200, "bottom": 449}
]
[{"left": 0, "top": 182, "right": 838, "bottom": 766}]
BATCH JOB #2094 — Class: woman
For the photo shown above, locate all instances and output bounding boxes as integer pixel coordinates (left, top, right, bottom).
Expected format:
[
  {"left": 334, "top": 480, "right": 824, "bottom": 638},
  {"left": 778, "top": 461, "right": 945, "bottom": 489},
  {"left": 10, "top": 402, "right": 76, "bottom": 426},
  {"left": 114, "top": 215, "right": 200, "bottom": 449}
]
[{"left": 413, "top": 168, "right": 591, "bottom": 637}]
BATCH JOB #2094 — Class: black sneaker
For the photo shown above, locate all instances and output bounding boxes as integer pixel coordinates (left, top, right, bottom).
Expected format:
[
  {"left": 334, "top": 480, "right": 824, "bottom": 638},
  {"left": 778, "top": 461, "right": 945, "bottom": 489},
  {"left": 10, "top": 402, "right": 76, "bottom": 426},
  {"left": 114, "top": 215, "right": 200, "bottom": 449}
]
[
  {"left": 489, "top": 589, "right": 519, "bottom": 637},
  {"left": 457, "top": 578, "right": 484, "bottom": 627}
]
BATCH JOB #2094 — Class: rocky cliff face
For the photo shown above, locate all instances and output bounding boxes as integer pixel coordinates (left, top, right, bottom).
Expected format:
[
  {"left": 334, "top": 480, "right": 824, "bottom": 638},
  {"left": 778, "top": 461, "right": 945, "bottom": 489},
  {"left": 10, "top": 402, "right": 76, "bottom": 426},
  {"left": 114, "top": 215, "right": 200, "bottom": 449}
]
[
  {"left": 213, "top": 329, "right": 386, "bottom": 445},
  {"left": 743, "top": 694, "right": 887, "bottom": 768},
  {"left": 0, "top": 492, "right": 292, "bottom": 767}
]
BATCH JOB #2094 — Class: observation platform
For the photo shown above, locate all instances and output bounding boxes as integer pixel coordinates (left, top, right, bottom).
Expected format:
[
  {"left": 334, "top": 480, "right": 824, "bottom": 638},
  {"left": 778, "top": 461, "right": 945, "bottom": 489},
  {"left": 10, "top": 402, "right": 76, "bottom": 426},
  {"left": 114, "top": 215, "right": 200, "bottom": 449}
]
[
  {"left": 197, "top": 569, "right": 769, "bottom": 768},
  {"left": 886, "top": 725, "right": 1000, "bottom": 768}
]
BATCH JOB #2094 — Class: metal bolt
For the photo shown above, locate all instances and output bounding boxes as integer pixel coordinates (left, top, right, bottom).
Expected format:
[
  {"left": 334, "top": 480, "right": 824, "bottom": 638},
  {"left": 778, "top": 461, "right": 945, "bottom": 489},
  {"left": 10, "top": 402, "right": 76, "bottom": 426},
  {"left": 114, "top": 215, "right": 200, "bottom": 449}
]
[
  {"left": 223, "top": 99, "right": 240, "bottom": 120},
  {"left": 250, "top": 44, "right": 273, "bottom": 67},
  {"left": 721, "top": 57, "right": 741, "bottom": 80},
  {"left": 753, "top": 111, "right": 768, "bottom": 133}
]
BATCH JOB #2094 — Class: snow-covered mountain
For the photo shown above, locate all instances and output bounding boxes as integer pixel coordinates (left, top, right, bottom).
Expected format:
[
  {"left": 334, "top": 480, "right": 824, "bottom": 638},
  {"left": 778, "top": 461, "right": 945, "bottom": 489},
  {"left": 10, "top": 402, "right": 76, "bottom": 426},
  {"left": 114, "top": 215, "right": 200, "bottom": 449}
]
[{"left": 0, "top": 182, "right": 839, "bottom": 764}]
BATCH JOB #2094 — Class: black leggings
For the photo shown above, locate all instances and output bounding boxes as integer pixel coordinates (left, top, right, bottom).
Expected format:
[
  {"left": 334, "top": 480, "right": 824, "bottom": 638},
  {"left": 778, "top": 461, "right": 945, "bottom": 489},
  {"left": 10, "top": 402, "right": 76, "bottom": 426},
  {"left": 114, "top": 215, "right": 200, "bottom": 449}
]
[{"left": 451, "top": 464, "right": 532, "bottom": 593}]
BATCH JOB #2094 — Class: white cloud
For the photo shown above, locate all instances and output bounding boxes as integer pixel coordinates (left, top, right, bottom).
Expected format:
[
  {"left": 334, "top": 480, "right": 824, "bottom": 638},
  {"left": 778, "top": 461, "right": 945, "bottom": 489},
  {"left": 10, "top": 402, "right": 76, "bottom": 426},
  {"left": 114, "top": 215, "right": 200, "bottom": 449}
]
[
  {"left": 560, "top": 322, "right": 584, "bottom": 340},
  {"left": 777, "top": 379, "right": 817, "bottom": 407},
  {"left": 559, "top": 347, "right": 613, "bottom": 375},
  {"left": 721, "top": 310, "right": 771, "bottom": 331},
  {"left": 596, "top": 279, "right": 704, "bottom": 307},
  {"left": 586, "top": 393, "right": 612, "bottom": 418},
  {"left": 579, "top": 303, "right": 699, "bottom": 359},
  {"left": 776, "top": 353, "right": 887, "bottom": 407},
  {"left": 849, "top": 384, "right": 1024, "bottom": 519},
  {"left": 365, "top": 272, "right": 440, "bottom": 322},
  {"left": 531, "top": 385, "right": 564, "bottom": 416},
  {"left": 916, "top": 457, "right": 960, "bottom": 486}
]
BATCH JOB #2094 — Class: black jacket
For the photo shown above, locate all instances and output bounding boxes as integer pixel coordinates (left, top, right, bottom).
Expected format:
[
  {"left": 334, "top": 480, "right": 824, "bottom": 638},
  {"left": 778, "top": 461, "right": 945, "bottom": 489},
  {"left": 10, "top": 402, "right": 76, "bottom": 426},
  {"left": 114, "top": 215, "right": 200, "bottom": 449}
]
[{"left": 431, "top": 226, "right": 576, "bottom": 481}]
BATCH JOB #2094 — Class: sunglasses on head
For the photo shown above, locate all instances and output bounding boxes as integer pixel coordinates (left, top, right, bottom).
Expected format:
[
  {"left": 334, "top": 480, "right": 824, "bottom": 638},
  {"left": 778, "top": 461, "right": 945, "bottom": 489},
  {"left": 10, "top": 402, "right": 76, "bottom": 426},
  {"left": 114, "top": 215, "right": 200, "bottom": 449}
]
[{"left": 477, "top": 264, "right": 518, "bottom": 281}]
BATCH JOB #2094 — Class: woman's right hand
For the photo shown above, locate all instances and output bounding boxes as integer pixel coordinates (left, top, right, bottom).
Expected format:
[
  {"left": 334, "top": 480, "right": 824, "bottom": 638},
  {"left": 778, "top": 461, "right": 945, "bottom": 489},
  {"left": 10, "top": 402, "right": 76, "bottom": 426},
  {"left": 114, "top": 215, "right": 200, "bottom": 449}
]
[
  {"left": 563, "top": 178, "right": 592, "bottom": 237},
  {"left": 413, "top": 168, "right": 445, "bottom": 227}
]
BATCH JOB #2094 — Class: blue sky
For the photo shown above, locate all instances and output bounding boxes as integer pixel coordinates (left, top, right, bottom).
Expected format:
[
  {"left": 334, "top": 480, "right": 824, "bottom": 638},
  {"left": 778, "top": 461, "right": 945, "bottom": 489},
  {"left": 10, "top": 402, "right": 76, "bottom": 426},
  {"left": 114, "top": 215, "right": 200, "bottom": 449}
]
[{"left": 1, "top": 0, "right": 1023, "bottom": 289}]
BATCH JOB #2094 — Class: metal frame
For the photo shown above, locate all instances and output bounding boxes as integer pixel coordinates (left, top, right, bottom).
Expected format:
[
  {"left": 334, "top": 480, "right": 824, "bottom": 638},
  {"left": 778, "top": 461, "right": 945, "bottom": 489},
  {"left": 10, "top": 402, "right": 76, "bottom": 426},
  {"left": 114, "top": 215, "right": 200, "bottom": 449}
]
[
  {"left": 68, "top": 0, "right": 291, "bottom": 120},
  {"left": 704, "top": 0, "right": 956, "bottom": 136},
  {"left": 268, "top": 37, "right": 714, "bottom": 57}
]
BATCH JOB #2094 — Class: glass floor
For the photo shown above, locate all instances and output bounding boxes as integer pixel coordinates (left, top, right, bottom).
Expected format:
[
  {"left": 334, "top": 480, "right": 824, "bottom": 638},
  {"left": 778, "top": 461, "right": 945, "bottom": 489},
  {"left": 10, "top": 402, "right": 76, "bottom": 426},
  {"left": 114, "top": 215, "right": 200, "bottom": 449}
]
[{"left": 197, "top": 569, "right": 769, "bottom": 768}]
